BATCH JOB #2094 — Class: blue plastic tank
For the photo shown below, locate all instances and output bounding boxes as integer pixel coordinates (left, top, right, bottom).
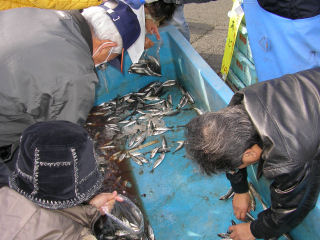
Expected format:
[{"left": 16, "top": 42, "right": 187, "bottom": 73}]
[{"left": 94, "top": 26, "right": 320, "bottom": 239}]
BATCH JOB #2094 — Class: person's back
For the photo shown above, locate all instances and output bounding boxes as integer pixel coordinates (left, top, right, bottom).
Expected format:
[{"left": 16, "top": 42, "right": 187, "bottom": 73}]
[
  {"left": 0, "top": 186, "right": 99, "bottom": 240},
  {"left": 0, "top": 121, "right": 122, "bottom": 240},
  {"left": 0, "top": 8, "right": 97, "bottom": 152}
]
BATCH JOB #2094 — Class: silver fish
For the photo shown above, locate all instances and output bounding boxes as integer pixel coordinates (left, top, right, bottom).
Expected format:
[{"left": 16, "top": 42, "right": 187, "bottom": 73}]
[
  {"left": 161, "top": 136, "right": 168, "bottom": 149},
  {"left": 130, "top": 154, "right": 143, "bottom": 166},
  {"left": 151, "top": 112, "right": 163, "bottom": 117},
  {"left": 157, "top": 147, "right": 170, "bottom": 153},
  {"left": 115, "top": 230, "right": 130, "bottom": 236},
  {"left": 126, "top": 98, "right": 136, "bottom": 103},
  {"left": 219, "top": 187, "right": 235, "bottom": 200},
  {"left": 122, "top": 93, "right": 132, "bottom": 101},
  {"left": 89, "top": 111, "right": 105, "bottom": 116},
  {"left": 107, "top": 123, "right": 119, "bottom": 128},
  {"left": 248, "top": 182, "right": 268, "bottom": 210},
  {"left": 167, "top": 94, "right": 173, "bottom": 106},
  {"left": 179, "top": 96, "right": 189, "bottom": 109},
  {"left": 128, "top": 135, "right": 137, "bottom": 148},
  {"left": 137, "top": 97, "right": 146, "bottom": 104},
  {"left": 136, "top": 155, "right": 149, "bottom": 164},
  {"left": 155, "top": 127, "right": 172, "bottom": 132},
  {"left": 99, "top": 145, "right": 116, "bottom": 150},
  {"left": 118, "top": 152, "right": 127, "bottom": 162},
  {"left": 147, "top": 99, "right": 165, "bottom": 106},
  {"left": 152, "top": 130, "right": 169, "bottom": 136},
  {"left": 177, "top": 95, "right": 186, "bottom": 109},
  {"left": 162, "top": 79, "right": 177, "bottom": 87},
  {"left": 193, "top": 107, "right": 204, "bottom": 115},
  {"left": 218, "top": 233, "right": 231, "bottom": 238},
  {"left": 152, "top": 152, "right": 165, "bottom": 171},
  {"left": 130, "top": 133, "right": 146, "bottom": 149},
  {"left": 107, "top": 116, "right": 121, "bottom": 122},
  {"left": 150, "top": 147, "right": 160, "bottom": 159},
  {"left": 136, "top": 109, "right": 146, "bottom": 115},
  {"left": 138, "top": 115, "right": 149, "bottom": 120},
  {"left": 144, "top": 91, "right": 153, "bottom": 98},
  {"left": 248, "top": 188, "right": 256, "bottom": 211},
  {"left": 123, "top": 120, "right": 137, "bottom": 128},
  {"left": 245, "top": 212, "right": 255, "bottom": 222},
  {"left": 119, "top": 120, "right": 130, "bottom": 124},
  {"left": 135, "top": 92, "right": 146, "bottom": 96},
  {"left": 173, "top": 140, "right": 184, "bottom": 153},
  {"left": 148, "top": 224, "right": 155, "bottom": 240},
  {"left": 185, "top": 91, "right": 195, "bottom": 104},
  {"left": 144, "top": 96, "right": 160, "bottom": 101},
  {"left": 130, "top": 152, "right": 142, "bottom": 157}
]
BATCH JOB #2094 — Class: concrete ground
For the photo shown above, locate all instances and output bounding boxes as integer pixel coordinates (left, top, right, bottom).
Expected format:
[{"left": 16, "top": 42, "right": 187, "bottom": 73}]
[{"left": 184, "top": 0, "right": 233, "bottom": 74}]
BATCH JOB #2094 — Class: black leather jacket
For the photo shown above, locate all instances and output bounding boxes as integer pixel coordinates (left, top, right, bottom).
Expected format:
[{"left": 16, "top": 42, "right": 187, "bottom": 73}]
[{"left": 227, "top": 68, "right": 320, "bottom": 239}]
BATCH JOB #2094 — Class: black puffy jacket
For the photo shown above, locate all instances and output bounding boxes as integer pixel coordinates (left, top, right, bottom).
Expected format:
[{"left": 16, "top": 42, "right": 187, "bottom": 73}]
[{"left": 227, "top": 68, "right": 320, "bottom": 239}]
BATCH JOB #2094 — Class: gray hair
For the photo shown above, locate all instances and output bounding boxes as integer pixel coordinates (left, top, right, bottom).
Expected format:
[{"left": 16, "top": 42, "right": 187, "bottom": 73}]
[
  {"left": 185, "top": 104, "right": 258, "bottom": 175},
  {"left": 81, "top": 2, "right": 123, "bottom": 54}
]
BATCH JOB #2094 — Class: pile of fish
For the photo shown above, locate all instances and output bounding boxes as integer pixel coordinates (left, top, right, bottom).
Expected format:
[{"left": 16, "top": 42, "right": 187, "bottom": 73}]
[
  {"left": 86, "top": 80, "right": 202, "bottom": 174},
  {"left": 218, "top": 182, "right": 293, "bottom": 240},
  {"left": 128, "top": 55, "right": 162, "bottom": 77},
  {"left": 128, "top": 41, "right": 162, "bottom": 77},
  {"left": 85, "top": 79, "right": 203, "bottom": 240}
]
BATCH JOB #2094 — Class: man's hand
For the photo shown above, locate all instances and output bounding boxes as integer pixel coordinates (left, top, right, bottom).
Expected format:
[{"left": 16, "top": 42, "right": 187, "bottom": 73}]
[
  {"left": 145, "top": 19, "right": 160, "bottom": 40},
  {"left": 233, "top": 192, "right": 251, "bottom": 220},
  {"left": 89, "top": 191, "right": 123, "bottom": 215},
  {"left": 229, "top": 222, "right": 255, "bottom": 240}
]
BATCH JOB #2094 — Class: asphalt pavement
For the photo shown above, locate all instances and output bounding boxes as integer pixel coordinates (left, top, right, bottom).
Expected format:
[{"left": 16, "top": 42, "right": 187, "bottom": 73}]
[{"left": 184, "top": 0, "right": 233, "bottom": 74}]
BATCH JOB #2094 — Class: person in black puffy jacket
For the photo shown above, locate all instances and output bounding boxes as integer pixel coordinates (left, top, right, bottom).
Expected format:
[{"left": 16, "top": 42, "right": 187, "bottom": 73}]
[{"left": 185, "top": 67, "right": 320, "bottom": 239}]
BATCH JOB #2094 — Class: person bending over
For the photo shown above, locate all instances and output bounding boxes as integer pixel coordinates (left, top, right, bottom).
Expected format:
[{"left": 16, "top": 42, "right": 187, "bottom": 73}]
[
  {"left": 0, "top": 120, "right": 123, "bottom": 240},
  {"left": 185, "top": 67, "right": 320, "bottom": 239}
]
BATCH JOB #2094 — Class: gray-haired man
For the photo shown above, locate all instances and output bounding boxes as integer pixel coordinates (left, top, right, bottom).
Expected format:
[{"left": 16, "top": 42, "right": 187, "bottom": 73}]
[{"left": 185, "top": 67, "right": 320, "bottom": 239}]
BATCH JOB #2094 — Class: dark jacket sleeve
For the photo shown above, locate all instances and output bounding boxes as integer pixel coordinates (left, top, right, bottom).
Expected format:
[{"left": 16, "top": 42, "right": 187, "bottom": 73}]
[
  {"left": 250, "top": 160, "right": 320, "bottom": 239},
  {"left": 226, "top": 168, "right": 249, "bottom": 193}
]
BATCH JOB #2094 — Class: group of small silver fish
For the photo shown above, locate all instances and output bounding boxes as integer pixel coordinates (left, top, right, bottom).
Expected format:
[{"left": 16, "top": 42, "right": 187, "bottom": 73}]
[
  {"left": 88, "top": 80, "right": 200, "bottom": 173},
  {"left": 218, "top": 183, "right": 293, "bottom": 240},
  {"left": 86, "top": 79, "right": 204, "bottom": 240},
  {"left": 128, "top": 55, "right": 162, "bottom": 77}
]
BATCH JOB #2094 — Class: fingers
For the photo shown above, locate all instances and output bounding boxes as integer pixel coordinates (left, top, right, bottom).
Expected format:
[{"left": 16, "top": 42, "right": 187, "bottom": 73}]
[
  {"left": 99, "top": 199, "right": 115, "bottom": 215},
  {"left": 89, "top": 191, "right": 123, "bottom": 213},
  {"left": 153, "top": 27, "right": 160, "bottom": 40},
  {"left": 234, "top": 209, "right": 247, "bottom": 221},
  {"left": 101, "top": 40, "right": 118, "bottom": 48}
]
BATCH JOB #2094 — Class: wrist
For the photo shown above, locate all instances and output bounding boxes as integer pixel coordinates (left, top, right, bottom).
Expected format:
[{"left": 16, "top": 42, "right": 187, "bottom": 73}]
[
  {"left": 145, "top": 13, "right": 153, "bottom": 20},
  {"left": 250, "top": 220, "right": 260, "bottom": 239}
]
